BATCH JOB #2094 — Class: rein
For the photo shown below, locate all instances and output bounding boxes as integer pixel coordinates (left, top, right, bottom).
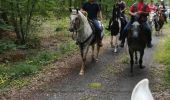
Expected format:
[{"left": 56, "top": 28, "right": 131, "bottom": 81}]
[
  {"left": 71, "top": 22, "right": 84, "bottom": 40},
  {"left": 77, "top": 33, "right": 93, "bottom": 45},
  {"left": 71, "top": 22, "right": 93, "bottom": 45}
]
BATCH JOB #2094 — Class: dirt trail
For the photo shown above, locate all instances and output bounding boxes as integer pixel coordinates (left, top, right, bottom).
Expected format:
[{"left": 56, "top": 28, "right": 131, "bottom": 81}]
[
  {"left": 4, "top": 27, "right": 169, "bottom": 100},
  {"left": 7, "top": 32, "right": 163, "bottom": 100}
]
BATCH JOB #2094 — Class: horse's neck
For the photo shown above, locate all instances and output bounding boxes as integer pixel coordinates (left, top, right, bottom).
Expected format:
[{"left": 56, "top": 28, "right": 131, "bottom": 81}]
[{"left": 77, "top": 12, "right": 93, "bottom": 42}]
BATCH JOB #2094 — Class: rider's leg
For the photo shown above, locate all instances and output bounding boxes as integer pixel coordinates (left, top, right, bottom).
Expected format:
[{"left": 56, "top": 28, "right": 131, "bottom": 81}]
[
  {"left": 120, "top": 21, "right": 132, "bottom": 47},
  {"left": 93, "top": 20, "right": 103, "bottom": 46},
  {"left": 163, "top": 13, "right": 168, "bottom": 23},
  {"left": 143, "top": 22, "right": 153, "bottom": 48}
]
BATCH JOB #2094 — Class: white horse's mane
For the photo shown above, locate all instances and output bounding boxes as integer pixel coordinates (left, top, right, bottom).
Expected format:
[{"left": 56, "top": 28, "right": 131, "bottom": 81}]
[
  {"left": 71, "top": 9, "right": 89, "bottom": 24},
  {"left": 71, "top": 9, "right": 92, "bottom": 43}
]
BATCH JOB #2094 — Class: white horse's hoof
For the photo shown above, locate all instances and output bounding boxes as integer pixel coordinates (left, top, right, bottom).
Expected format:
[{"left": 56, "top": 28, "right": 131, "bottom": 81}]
[
  {"left": 95, "top": 58, "right": 99, "bottom": 62},
  {"left": 79, "top": 71, "right": 84, "bottom": 75},
  {"left": 114, "top": 48, "right": 117, "bottom": 53}
]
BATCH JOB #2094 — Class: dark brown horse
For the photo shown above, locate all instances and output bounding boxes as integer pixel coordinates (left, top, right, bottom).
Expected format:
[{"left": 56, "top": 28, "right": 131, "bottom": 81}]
[
  {"left": 154, "top": 9, "right": 165, "bottom": 36},
  {"left": 127, "top": 21, "right": 147, "bottom": 75}
]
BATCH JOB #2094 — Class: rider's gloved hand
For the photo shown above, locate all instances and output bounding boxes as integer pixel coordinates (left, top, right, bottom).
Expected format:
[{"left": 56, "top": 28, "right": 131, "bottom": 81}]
[{"left": 137, "top": 11, "right": 143, "bottom": 14}]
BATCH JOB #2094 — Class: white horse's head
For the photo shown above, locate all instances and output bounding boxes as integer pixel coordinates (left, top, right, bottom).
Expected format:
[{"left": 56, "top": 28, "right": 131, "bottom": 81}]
[
  {"left": 131, "top": 79, "right": 154, "bottom": 100},
  {"left": 69, "top": 9, "right": 81, "bottom": 33},
  {"left": 131, "top": 21, "right": 140, "bottom": 38}
]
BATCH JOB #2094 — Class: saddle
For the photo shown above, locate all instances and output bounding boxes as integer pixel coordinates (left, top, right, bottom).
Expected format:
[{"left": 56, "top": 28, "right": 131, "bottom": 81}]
[{"left": 87, "top": 19, "right": 96, "bottom": 34}]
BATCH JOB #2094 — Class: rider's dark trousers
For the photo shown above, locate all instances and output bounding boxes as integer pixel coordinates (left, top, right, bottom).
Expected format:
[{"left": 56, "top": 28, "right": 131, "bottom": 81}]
[
  {"left": 121, "top": 21, "right": 152, "bottom": 44},
  {"left": 92, "top": 19, "right": 102, "bottom": 40},
  {"left": 120, "top": 21, "right": 132, "bottom": 42},
  {"left": 141, "top": 21, "right": 152, "bottom": 43}
]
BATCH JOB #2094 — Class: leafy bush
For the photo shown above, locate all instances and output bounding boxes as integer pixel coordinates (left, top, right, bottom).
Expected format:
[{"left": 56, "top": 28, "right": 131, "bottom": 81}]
[
  {"left": 0, "top": 39, "right": 17, "bottom": 53},
  {"left": 26, "top": 34, "right": 41, "bottom": 49}
]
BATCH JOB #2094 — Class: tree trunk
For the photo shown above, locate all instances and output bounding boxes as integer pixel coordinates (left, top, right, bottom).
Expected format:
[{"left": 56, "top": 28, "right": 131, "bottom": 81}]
[{"left": 69, "top": 0, "right": 72, "bottom": 11}]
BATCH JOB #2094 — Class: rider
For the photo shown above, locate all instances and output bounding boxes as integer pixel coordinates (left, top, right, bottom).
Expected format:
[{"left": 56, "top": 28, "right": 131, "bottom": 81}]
[
  {"left": 159, "top": 0, "right": 167, "bottom": 23},
  {"left": 120, "top": 0, "right": 153, "bottom": 48},
  {"left": 117, "top": 0, "right": 126, "bottom": 19},
  {"left": 81, "top": 0, "right": 103, "bottom": 46},
  {"left": 148, "top": 0, "right": 156, "bottom": 13},
  {"left": 107, "top": 0, "right": 126, "bottom": 30}
]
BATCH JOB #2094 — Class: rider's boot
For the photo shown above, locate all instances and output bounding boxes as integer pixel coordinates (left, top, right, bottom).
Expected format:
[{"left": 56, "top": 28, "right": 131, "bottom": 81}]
[
  {"left": 147, "top": 42, "right": 153, "bottom": 48},
  {"left": 120, "top": 39, "right": 125, "bottom": 48}
]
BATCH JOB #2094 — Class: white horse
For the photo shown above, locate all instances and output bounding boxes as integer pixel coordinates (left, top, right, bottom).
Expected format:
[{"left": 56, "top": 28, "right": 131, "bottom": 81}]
[
  {"left": 69, "top": 9, "right": 103, "bottom": 75},
  {"left": 131, "top": 79, "right": 154, "bottom": 100},
  {"left": 149, "top": 12, "right": 156, "bottom": 30},
  {"left": 109, "top": 5, "right": 127, "bottom": 53}
]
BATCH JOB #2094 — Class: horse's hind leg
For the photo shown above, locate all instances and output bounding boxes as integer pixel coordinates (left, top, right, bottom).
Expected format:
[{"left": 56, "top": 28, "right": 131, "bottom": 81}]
[
  {"left": 135, "top": 51, "right": 138, "bottom": 64},
  {"left": 110, "top": 36, "right": 114, "bottom": 48},
  {"left": 91, "top": 44, "right": 95, "bottom": 61},
  {"left": 114, "top": 35, "right": 118, "bottom": 53},
  {"left": 139, "top": 49, "right": 145, "bottom": 69},
  {"left": 96, "top": 45, "right": 100, "bottom": 62},
  {"left": 129, "top": 49, "right": 134, "bottom": 75}
]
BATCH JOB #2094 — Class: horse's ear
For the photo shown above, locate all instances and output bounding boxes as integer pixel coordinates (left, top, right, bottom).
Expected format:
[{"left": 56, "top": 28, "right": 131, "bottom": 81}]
[
  {"left": 76, "top": 9, "right": 79, "bottom": 14},
  {"left": 69, "top": 8, "right": 72, "bottom": 13}
]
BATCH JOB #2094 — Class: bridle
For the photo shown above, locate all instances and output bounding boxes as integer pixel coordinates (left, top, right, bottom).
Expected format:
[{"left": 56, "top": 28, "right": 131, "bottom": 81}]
[{"left": 70, "top": 14, "right": 84, "bottom": 40}]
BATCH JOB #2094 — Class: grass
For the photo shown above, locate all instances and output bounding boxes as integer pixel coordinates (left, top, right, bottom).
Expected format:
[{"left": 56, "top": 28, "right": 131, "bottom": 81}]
[
  {"left": 154, "top": 22, "right": 170, "bottom": 84},
  {"left": 0, "top": 39, "right": 17, "bottom": 53},
  {"left": 0, "top": 17, "right": 109, "bottom": 92},
  {"left": 88, "top": 82, "right": 102, "bottom": 89},
  {"left": 0, "top": 41, "right": 78, "bottom": 90}
]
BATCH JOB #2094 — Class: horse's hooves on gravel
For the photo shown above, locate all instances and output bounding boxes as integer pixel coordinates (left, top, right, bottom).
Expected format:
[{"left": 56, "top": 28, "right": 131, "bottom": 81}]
[
  {"left": 95, "top": 59, "right": 99, "bottom": 62},
  {"left": 79, "top": 71, "right": 84, "bottom": 75},
  {"left": 135, "top": 61, "right": 138, "bottom": 64},
  {"left": 139, "top": 65, "right": 145, "bottom": 69},
  {"left": 114, "top": 49, "right": 118, "bottom": 53}
]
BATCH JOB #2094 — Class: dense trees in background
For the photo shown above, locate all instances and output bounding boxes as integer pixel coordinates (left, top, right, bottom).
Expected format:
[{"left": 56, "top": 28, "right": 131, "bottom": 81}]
[{"left": 0, "top": 0, "right": 167, "bottom": 44}]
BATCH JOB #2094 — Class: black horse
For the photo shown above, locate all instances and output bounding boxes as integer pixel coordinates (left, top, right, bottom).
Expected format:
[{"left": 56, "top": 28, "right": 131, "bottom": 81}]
[
  {"left": 127, "top": 20, "right": 147, "bottom": 75},
  {"left": 109, "top": 5, "right": 127, "bottom": 53}
]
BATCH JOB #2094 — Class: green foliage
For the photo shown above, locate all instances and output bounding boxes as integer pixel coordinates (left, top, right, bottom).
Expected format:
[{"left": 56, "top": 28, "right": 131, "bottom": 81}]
[
  {"left": 0, "top": 39, "right": 17, "bottom": 53},
  {"left": 25, "top": 34, "right": 41, "bottom": 49},
  {"left": 0, "top": 40, "right": 78, "bottom": 89},
  {"left": 154, "top": 37, "right": 170, "bottom": 64},
  {"left": 59, "top": 41, "right": 78, "bottom": 54},
  {"left": 0, "top": 23, "right": 13, "bottom": 31},
  {"left": 154, "top": 23, "right": 170, "bottom": 83}
]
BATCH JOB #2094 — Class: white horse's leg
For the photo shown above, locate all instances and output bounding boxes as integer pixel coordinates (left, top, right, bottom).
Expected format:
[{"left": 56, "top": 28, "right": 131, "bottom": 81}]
[
  {"left": 114, "top": 35, "right": 118, "bottom": 53},
  {"left": 79, "top": 46, "right": 89, "bottom": 75},
  {"left": 91, "top": 44, "right": 95, "bottom": 61},
  {"left": 96, "top": 44, "right": 100, "bottom": 62}
]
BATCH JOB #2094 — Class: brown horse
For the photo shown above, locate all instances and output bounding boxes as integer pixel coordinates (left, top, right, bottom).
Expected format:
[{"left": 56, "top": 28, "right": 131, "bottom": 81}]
[
  {"left": 154, "top": 9, "right": 165, "bottom": 36},
  {"left": 127, "top": 21, "right": 147, "bottom": 75}
]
